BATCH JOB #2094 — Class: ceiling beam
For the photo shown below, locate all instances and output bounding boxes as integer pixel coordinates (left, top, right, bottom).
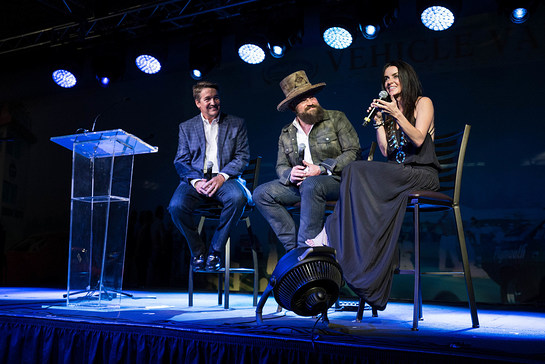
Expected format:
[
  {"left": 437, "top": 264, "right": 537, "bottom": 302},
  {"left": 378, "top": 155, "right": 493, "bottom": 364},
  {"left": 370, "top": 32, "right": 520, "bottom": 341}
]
[{"left": 0, "top": 0, "right": 262, "bottom": 57}]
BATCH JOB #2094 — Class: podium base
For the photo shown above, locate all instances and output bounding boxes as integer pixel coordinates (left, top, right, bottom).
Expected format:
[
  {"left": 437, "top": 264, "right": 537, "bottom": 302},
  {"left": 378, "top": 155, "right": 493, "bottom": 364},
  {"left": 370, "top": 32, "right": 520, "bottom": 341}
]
[
  {"left": 63, "top": 287, "right": 134, "bottom": 300},
  {"left": 63, "top": 282, "right": 155, "bottom": 310}
]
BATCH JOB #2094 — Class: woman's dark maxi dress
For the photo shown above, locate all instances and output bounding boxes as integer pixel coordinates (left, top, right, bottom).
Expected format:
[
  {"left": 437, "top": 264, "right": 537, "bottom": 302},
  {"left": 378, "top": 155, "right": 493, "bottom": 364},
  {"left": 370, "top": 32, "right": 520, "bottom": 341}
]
[{"left": 325, "top": 132, "right": 440, "bottom": 310}]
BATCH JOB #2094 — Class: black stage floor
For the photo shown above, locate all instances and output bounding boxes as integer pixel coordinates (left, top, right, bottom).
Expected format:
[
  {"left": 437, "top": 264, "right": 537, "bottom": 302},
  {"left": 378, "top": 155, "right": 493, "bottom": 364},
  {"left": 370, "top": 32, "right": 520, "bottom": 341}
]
[{"left": 0, "top": 287, "right": 544, "bottom": 363}]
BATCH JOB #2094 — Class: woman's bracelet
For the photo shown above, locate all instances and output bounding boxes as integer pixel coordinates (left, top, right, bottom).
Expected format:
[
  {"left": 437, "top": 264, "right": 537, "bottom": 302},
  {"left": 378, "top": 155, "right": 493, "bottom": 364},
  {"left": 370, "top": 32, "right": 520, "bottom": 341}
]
[{"left": 373, "top": 121, "right": 384, "bottom": 130}]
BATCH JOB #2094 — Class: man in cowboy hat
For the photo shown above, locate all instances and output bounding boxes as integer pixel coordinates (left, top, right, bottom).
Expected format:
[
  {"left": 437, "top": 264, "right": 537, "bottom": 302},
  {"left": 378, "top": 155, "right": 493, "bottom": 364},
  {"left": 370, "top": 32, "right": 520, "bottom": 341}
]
[
  {"left": 254, "top": 70, "right": 360, "bottom": 252},
  {"left": 168, "top": 81, "right": 251, "bottom": 271}
]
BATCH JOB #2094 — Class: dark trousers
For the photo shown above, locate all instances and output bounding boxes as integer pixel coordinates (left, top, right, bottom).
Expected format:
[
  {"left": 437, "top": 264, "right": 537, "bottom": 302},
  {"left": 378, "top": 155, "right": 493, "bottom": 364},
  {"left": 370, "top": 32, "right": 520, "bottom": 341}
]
[{"left": 168, "top": 180, "right": 247, "bottom": 257}]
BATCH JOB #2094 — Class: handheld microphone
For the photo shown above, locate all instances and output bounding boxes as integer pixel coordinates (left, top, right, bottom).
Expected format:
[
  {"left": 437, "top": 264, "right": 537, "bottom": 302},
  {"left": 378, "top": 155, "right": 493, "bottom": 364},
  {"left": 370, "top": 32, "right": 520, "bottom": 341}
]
[
  {"left": 363, "top": 91, "right": 388, "bottom": 126},
  {"left": 205, "top": 161, "right": 213, "bottom": 180},
  {"left": 297, "top": 143, "right": 306, "bottom": 166},
  {"left": 91, "top": 97, "right": 131, "bottom": 132}
]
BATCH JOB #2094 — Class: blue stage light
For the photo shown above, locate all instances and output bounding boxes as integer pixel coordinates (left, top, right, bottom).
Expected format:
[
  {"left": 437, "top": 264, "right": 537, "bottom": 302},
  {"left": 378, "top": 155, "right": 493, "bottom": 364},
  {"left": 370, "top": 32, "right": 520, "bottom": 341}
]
[
  {"left": 238, "top": 44, "right": 265, "bottom": 64},
  {"left": 421, "top": 6, "right": 455, "bottom": 31},
  {"left": 99, "top": 76, "right": 110, "bottom": 86},
  {"left": 511, "top": 7, "right": 529, "bottom": 23},
  {"left": 365, "top": 25, "right": 377, "bottom": 37},
  {"left": 323, "top": 26, "right": 353, "bottom": 49},
  {"left": 190, "top": 69, "right": 202, "bottom": 80},
  {"left": 361, "top": 24, "right": 379, "bottom": 40},
  {"left": 268, "top": 44, "right": 285, "bottom": 58},
  {"left": 52, "top": 69, "right": 77, "bottom": 88},
  {"left": 135, "top": 54, "right": 162, "bottom": 74}
]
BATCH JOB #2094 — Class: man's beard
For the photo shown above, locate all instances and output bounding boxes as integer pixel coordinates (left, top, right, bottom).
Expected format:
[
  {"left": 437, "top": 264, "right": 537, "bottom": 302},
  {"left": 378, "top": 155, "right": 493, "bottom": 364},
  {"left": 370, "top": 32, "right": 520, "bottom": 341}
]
[{"left": 296, "top": 105, "right": 325, "bottom": 125}]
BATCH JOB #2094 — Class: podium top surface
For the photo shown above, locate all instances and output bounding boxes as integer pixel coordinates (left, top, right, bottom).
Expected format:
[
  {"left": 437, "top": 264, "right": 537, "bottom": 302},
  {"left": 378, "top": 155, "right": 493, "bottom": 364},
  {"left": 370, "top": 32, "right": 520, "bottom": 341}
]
[{"left": 51, "top": 129, "right": 158, "bottom": 158}]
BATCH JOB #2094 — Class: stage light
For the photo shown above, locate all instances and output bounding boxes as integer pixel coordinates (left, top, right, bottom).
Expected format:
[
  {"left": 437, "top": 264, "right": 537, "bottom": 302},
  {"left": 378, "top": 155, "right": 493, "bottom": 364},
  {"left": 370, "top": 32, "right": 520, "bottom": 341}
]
[
  {"left": 497, "top": 0, "right": 536, "bottom": 24},
  {"left": 355, "top": 1, "right": 399, "bottom": 41},
  {"left": 92, "top": 49, "right": 125, "bottom": 88},
  {"left": 97, "top": 76, "right": 110, "bottom": 87},
  {"left": 190, "top": 69, "right": 202, "bottom": 80},
  {"left": 135, "top": 54, "right": 161, "bottom": 74},
  {"left": 320, "top": 2, "right": 357, "bottom": 49},
  {"left": 420, "top": 6, "right": 455, "bottom": 31},
  {"left": 52, "top": 69, "right": 77, "bottom": 88},
  {"left": 261, "top": 10, "right": 303, "bottom": 60},
  {"left": 238, "top": 43, "right": 265, "bottom": 64},
  {"left": 322, "top": 26, "right": 353, "bottom": 49},
  {"left": 510, "top": 7, "right": 529, "bottom": 23},
  {"left": 360, "top": 24, "right": 379, "bottom": 40},
  {"left": 256, "top": 247, "right": 343, "bottom": 325},
  {"left": 189, "top": 38, "right": 221, "bottom": 79},
  {"left": 268, "top": 43, "right": 285, "bottom": 58}
]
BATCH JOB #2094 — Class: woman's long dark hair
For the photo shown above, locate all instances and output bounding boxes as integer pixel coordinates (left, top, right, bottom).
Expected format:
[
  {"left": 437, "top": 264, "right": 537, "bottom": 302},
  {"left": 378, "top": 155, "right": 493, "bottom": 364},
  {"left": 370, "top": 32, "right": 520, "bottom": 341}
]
[{"left": 382, "top": 60, "right": 423, "bottom": 126}]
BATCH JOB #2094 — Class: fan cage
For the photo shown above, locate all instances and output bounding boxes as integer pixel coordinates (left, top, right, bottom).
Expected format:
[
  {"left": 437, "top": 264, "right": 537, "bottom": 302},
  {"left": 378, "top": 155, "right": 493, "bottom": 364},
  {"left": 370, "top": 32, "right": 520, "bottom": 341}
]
[{"left": 274, "top": 259, "right": 343, "bottom": 316}]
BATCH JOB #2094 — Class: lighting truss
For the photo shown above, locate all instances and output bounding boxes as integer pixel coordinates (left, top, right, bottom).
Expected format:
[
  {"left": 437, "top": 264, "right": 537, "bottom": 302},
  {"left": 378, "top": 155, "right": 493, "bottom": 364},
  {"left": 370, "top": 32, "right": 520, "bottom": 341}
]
[{"left": 0, "top": 0, "right": 261, "bottom": 56}]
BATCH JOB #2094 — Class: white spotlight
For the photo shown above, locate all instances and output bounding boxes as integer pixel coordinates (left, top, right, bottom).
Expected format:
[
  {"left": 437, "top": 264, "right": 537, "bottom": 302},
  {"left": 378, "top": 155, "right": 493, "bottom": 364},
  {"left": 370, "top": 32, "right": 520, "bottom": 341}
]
[
  {"left": 421, "top": 6, "right": 455, "bottom": 31},
  {"left": 52, "top": 69, "right": 77, "bottom": 88},
  {"left": 238, "top": 44, "right": 265, "bottom": 64},
  {"left": 322, "top": 27, "right": 353, "bottom": 49},
  {"left": 135, "top": 54, "right": 162, "bottom": 74}
]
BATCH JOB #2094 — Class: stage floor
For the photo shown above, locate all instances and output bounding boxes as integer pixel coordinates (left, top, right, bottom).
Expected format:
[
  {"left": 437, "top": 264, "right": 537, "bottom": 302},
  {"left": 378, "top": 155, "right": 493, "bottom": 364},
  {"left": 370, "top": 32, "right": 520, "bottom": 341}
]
[{"left": 0, "top": 287, "right": 544, "bottom": 363}]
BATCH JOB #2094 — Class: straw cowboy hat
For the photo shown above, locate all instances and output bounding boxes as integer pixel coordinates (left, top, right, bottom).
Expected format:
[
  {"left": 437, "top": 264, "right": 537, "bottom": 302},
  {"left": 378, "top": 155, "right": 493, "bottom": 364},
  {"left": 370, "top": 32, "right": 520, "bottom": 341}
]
[{"left": 277, "top": 70, "right": 326, "bottom": 112}]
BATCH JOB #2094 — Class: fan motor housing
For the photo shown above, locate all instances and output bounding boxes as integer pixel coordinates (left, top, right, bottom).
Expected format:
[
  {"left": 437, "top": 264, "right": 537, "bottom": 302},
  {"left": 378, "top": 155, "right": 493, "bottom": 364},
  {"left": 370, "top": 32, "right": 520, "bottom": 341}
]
[{"left": 271, "top": 247, "right": 343, "bottom": 316}]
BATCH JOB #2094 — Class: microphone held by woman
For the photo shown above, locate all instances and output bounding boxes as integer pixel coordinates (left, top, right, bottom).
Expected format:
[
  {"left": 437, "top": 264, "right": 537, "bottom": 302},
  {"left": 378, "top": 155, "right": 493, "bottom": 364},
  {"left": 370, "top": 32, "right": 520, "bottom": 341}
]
[{"left": 363, "top": 90, "right": 389, "bottom": 126}]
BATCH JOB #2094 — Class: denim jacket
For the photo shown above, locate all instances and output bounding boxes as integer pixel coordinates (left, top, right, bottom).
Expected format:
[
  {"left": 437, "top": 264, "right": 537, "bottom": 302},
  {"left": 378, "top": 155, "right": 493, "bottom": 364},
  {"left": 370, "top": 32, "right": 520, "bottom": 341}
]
[{"left": 276, "top": 109, "right": 361, "bottom": 185}]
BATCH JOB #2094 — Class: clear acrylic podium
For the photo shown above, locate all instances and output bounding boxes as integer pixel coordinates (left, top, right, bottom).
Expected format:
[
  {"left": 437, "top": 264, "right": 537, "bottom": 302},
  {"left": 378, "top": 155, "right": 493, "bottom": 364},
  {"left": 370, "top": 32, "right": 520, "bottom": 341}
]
[{"left": 51, "top": 129, "right": 158, "bottom": 309}]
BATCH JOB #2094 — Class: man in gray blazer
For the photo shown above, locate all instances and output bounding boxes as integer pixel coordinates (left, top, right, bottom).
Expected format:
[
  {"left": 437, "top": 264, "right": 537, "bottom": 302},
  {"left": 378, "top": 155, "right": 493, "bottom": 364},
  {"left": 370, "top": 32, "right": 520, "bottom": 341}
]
[
  {"left": 254, "top": 70, "right": 360, "bottom": 252},
  {"left": 168, "top": 81, "right": 250, "bottom": 271}
]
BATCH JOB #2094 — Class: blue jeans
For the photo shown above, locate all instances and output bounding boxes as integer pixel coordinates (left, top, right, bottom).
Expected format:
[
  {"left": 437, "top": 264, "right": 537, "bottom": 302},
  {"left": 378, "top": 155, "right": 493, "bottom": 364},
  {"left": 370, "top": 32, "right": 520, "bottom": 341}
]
[
  {"left": 253, "top": 175, "right": 340, "bottom": 251},
  {"left": 168, "top": 180, "right": 247, "bottom": 257}
]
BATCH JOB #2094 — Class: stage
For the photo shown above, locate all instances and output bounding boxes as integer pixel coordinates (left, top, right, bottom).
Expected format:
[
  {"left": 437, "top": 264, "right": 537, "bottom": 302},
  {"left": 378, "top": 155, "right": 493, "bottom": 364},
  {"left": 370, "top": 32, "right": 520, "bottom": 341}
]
[{"left": 0, "top": 288, "right": 543, "bottom": 363}]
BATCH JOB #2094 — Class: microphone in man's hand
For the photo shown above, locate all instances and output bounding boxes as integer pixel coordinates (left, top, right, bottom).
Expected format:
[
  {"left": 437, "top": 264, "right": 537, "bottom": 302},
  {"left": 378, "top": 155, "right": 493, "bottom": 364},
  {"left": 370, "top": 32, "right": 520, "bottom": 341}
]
[
  {"left": 363, "top": 91, "right": 389, "bottom": 126},
  {"left": 297, "top": 143, "right": 306, "bottom": 166},
  {"left": 205, "top": 161, "right": 213, "bottom": 180}
]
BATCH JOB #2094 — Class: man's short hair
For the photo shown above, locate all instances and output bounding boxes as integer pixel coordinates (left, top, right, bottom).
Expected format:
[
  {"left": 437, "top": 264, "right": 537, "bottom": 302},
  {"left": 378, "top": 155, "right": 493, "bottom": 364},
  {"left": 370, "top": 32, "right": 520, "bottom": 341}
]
[{"left": 192, "top": 81, "right": 219, "bottom": 100}]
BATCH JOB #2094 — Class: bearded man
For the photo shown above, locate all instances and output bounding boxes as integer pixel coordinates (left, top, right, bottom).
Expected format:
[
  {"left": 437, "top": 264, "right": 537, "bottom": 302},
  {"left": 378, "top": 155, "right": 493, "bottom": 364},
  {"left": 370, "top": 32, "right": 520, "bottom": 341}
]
[{"left": 254, "top": 70, "right": 361, "bottom": 252}]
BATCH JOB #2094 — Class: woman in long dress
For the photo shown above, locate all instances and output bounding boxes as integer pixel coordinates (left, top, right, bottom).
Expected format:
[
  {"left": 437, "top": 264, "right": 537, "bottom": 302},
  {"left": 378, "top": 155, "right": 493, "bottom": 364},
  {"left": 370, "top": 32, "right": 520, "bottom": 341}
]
[{"left": 308, "top": 60, "right": 441, "bottom": 311}]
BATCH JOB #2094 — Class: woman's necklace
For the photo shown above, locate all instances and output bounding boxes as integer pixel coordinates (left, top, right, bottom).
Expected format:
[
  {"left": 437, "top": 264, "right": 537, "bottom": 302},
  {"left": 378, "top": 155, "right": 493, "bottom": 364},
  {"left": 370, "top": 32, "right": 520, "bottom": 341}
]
[{"left": 388, "top": 128, "right": 407, "bottom": 163}]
